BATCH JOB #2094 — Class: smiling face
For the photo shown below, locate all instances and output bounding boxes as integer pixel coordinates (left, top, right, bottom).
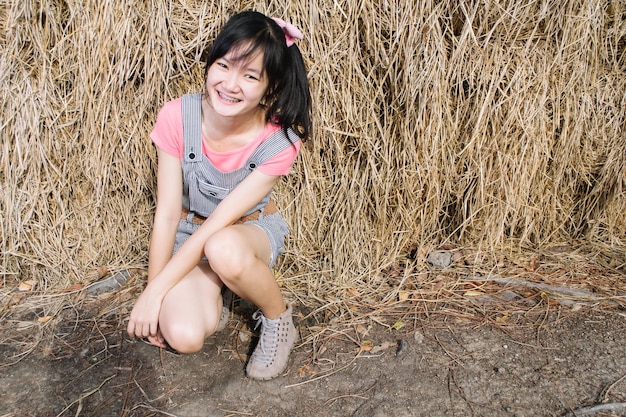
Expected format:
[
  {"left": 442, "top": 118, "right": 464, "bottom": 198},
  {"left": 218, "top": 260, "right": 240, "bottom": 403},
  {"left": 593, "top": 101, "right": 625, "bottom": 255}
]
[{"left": 204, "top": 48, "right": 269, "bottom": 120}]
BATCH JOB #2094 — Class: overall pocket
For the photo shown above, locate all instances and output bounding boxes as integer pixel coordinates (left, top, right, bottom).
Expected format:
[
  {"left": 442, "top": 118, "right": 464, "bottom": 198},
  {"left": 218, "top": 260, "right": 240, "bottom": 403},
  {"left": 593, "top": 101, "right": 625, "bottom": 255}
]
[{"left": 197, "top": 180, "right": 230, "bottom": 199}]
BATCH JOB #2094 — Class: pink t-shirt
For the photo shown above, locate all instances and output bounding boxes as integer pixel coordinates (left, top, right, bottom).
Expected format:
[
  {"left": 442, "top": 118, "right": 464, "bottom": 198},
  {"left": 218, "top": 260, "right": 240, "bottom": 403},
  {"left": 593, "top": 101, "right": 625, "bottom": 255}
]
[{"left": 150, "top": 97, "right": 300, "bottom": 176}]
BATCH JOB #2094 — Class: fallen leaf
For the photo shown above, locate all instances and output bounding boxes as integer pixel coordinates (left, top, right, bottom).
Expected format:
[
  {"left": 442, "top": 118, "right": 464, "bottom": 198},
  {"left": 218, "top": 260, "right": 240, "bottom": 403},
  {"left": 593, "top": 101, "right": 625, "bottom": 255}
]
[
  {"left": 358, "top": 340, "right": 373, "bottom": 353},
  {"left": 496, "top": 313, "right": 510, "bottom": 323},
  {"left": 370, "top": 341, "right": 395, "bottom": 354},
  {"left": 297, "top": 365, "right": 317, "bottom": 377},
  {"left": 97, "top": 266, "right": 109, "bottom": 278},
  {"left": 18, "top": 280, "right": 36, "bottom": 291},
  {"left": 528, "top": 256, "right": 539, "bottom": 271},
  {"left": 64, "top": 283, "right": 84, "bottom": 292},
  {"left": 391, "top": 319, "right": 404, "bottom": 331},
  {"left": 451, "top": 250, "right": 464, "bottom": 263},
  {"left": 355, "top": 323, "right": 369, "bottom": 336}
]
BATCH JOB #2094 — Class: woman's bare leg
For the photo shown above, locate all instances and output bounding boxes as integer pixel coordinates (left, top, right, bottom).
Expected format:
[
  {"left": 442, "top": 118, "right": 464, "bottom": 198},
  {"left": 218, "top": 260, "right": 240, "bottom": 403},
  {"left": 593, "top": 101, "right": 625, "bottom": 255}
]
[
  {"left": 204, "top": 224, "right": 286, "bottom": 318},
  {"left": 204, "top": 224, "right": 296, "bottom": 380},
  {"left": 157, "top": 262, "right": 223, "bottom": 353}
]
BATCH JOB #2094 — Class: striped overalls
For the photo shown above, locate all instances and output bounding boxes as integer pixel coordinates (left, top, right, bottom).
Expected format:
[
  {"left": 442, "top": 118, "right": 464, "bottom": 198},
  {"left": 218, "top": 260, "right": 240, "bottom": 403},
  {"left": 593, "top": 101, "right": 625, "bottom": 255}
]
[{"left": 173, "top": 94, "right": 299, "bottom": 267}]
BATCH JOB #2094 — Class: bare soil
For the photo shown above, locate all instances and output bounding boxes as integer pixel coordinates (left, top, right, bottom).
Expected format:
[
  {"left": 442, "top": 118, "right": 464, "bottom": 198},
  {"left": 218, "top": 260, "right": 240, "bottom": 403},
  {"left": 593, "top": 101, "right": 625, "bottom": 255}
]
[{"left": 1, "top": 296, "right": 626, "bottom": 417}]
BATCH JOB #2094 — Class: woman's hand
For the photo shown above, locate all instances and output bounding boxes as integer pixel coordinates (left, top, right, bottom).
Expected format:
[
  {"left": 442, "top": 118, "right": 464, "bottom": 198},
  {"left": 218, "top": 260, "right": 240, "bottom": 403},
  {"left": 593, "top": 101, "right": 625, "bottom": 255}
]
[
  {"left": 127, "top": 286, "right": 164, "bottom": 340},
  {"left": 146, "top": 328, "right": 167, "bottom": 348}
]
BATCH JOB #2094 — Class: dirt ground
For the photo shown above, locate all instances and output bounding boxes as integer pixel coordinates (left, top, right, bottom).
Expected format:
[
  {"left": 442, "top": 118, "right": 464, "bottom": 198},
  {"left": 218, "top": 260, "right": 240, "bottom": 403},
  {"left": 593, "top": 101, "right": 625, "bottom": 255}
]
[{"left": 1, "top": 292, "right": 626, "bottom": 417}]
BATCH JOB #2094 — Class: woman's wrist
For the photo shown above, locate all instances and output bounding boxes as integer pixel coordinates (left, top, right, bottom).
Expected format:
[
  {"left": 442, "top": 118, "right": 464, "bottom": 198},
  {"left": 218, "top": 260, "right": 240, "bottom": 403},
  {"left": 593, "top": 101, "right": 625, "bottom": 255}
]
[{"left": 143, "top": 277, "right": 168, "bottom": 302}]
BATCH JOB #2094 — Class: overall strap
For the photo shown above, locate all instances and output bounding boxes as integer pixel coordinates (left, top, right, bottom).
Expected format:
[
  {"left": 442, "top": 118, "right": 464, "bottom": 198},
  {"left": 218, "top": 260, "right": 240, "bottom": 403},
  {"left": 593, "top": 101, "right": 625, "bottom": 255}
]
[
  {"left": 182, "top": 94, "right": 203, "bottom": 164},
  {"left": 245, "top": 128, "right": 301, "bottom": 171}
]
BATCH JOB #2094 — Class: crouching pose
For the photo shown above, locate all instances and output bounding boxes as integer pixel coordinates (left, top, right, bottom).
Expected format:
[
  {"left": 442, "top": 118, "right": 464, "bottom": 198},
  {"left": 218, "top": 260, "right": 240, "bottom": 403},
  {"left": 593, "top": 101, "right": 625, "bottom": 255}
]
[{"left": 127, "top": 10, "right": 311, "bottom": 380}]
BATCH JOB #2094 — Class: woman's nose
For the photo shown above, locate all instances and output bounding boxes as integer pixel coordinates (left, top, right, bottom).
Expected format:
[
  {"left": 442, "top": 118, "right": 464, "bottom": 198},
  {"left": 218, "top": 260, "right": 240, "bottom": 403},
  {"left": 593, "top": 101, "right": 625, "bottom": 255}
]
[{"left": 222, "top": 71, "right": 239, "bottom": 91}]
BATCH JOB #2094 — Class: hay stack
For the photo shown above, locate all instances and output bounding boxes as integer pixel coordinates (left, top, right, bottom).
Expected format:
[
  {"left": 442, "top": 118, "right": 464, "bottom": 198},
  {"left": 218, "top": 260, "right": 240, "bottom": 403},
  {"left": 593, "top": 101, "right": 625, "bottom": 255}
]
[{"left": 1, "top": 0, "right": 624, "bottom": 307}]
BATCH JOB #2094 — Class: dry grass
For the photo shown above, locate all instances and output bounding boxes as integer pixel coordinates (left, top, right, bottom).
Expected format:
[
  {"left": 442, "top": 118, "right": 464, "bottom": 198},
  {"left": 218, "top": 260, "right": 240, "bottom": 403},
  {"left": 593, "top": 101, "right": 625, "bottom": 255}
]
[{"left": 1, "top": 0, "right": 625, "bottom": 343}]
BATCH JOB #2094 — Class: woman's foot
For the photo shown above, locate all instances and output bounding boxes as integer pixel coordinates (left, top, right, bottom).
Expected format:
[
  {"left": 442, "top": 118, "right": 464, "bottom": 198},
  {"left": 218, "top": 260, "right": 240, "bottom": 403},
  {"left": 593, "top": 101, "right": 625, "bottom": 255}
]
[{"left": 246, "top": 305, "right": 297, "bottom": 380}]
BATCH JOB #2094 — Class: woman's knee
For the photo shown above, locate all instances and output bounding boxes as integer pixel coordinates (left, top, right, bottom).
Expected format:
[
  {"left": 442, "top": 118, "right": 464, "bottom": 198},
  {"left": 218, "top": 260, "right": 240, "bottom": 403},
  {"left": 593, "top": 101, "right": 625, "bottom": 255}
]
[
  {"left": 157, "top": 266, "right": 223, "bottom": 353},
  {"left": 160, "top": 320, "right": 206, "bottom": 354},
  {"left": 204, "top": 229, "right": 252, "bottom": 277}
]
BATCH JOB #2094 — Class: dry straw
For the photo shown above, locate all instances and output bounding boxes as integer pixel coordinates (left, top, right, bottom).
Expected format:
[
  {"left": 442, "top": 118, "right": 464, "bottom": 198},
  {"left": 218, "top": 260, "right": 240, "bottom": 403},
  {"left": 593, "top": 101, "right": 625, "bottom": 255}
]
[{"left": 1, "top": 0, "right": 625, "bottom": 334}]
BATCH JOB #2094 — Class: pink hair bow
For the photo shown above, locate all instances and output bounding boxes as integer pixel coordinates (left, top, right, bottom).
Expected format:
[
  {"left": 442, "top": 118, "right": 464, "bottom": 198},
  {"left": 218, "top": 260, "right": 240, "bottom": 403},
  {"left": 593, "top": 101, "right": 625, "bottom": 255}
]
[{"left": 272, "top": 17, "right": 303, "bottom": 47}]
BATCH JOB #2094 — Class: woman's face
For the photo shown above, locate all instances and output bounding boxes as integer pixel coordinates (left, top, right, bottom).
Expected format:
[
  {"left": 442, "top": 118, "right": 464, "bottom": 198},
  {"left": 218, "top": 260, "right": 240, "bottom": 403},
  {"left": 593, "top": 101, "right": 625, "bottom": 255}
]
[{"left": 204, "top": 48, "right": 269, "bottom": 120}]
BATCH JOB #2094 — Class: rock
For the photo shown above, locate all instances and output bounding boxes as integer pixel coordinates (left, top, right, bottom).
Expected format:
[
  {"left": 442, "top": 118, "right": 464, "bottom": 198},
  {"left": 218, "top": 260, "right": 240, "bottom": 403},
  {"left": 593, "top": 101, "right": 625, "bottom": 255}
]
[
  {"left": 86, "top": 270, "right": 130, "bottom": 294},
  {"left": 426, "top": 251, "right": 453, "bottom": 268}
]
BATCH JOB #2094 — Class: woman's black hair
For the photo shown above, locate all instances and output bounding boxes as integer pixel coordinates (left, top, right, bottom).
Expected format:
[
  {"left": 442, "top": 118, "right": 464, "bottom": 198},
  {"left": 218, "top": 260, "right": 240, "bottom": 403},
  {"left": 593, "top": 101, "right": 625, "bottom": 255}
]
[{"left": 203, "top": 11, "right": 312, "bottom": 140}]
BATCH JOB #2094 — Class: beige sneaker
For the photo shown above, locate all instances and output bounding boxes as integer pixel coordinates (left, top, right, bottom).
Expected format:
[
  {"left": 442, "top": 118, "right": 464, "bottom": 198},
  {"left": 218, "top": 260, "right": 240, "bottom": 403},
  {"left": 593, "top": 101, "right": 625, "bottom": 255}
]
[
  {"left": 216, "top": 305, "right": 229, "bottom": 332},
  {"left": 216, "top": 287, "right": 233, "bottom": 332},
  {"left": 246, "top": 305, "right": 297, "bottom": 380}
]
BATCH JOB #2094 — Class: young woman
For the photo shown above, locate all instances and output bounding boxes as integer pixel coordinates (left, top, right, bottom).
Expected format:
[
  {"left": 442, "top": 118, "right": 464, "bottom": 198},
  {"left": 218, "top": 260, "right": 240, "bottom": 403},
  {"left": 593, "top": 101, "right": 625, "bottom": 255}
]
[{"left": 127, "top": 10, "right": 311, "bottom": 380}]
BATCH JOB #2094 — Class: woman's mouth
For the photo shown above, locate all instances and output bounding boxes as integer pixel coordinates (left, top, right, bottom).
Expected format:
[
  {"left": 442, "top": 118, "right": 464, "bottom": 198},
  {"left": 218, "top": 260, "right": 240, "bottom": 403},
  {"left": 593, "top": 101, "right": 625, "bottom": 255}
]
[{"left": 218, "top": 91, "right": 241, "bottom": 103}]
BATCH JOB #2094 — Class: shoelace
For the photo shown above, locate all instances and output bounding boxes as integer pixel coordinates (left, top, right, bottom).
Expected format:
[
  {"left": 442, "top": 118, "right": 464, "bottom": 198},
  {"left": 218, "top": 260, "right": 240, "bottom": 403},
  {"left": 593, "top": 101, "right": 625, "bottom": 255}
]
[{"left": 252, "top": 311, "right": 279, "bottom": 364}]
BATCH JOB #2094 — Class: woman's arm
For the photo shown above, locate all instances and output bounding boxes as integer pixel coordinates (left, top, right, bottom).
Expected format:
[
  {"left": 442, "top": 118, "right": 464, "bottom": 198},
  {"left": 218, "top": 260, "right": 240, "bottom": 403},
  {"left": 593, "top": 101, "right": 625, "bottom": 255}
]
[
  {"left": 147, "top": 149, "right": 183, "bottom": 281},
  {"left": 149, "top": 169, "right": 280, "bottom": 292},
  {"left": 137, "top": 149, "right": 182, "bottom": 346}
]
